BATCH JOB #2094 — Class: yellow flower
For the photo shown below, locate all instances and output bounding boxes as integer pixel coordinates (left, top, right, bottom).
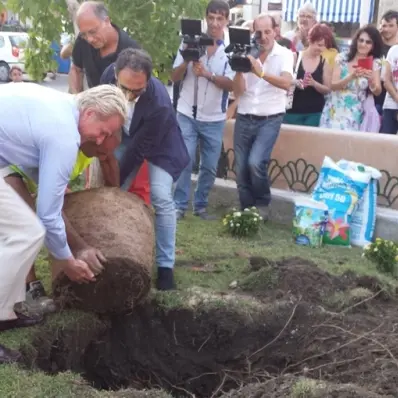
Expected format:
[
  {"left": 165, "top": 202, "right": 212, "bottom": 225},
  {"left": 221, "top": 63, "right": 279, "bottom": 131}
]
[{"left": 376, "top": 238, "right": 381, "bottom": 243}]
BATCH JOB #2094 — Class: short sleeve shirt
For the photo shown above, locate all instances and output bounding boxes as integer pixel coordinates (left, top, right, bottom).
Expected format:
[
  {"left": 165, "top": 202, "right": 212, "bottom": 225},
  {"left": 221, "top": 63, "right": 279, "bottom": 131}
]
[
  {"left": 72, "top": 24, "right": 140, "bottom": 88},
  {"left": 383, "top": 45, "right": 398, "bottom": 110}
]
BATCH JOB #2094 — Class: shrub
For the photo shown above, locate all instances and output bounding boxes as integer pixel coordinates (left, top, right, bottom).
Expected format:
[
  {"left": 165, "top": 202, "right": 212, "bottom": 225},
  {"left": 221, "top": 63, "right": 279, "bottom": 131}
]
[{"left": 363, "top": 238, "right": 398, "bottom": 276}]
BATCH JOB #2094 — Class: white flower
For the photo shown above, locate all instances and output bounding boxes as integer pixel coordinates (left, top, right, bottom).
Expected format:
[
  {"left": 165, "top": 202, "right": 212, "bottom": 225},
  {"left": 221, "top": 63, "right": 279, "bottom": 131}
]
[
  {"left": 236, "top": 223, "right": 240, "bottom": 227},
  {"left": 363, "top": 244, "right": 371, "bottom": 251},
  {"left": 234, "top": 212, "right": 241, "bottom": 217},
  {"left": 244, "top": 208, "right": 250, "bottom": 212},
  {"left": 253, "top": 218, "right": 258, "bottom": 222},
  {"left": 230, "top": 222, "right": 234, "bottom": 227},
  {"left": 374, "top": 247, "right": 378, "bottom": 252},
  {"left": 259, "top": 216, "right": 263, "bottom": 220}
]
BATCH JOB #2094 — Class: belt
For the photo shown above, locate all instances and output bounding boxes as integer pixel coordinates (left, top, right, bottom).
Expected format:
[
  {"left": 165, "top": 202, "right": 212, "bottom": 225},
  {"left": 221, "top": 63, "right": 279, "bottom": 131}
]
[{"left": 240, "top": 113, "right": 285, "bottom": 121}]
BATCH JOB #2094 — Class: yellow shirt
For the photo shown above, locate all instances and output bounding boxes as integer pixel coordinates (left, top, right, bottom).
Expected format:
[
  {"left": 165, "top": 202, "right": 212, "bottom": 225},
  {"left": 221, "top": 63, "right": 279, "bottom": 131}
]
[
  {"left": 10, "top": 151, "right": 93, "bottom": 194},
  {"left": 322, "top": 48, "right": 338, "bottom": 66}
]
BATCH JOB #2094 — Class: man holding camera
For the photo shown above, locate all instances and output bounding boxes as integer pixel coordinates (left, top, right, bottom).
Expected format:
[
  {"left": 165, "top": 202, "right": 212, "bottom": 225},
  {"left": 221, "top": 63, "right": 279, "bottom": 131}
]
[
  {"left": 171, "top": 0, "right": 234, "bottom": 221},
  {"left": 233, "top": 14, "right": 294, "bottom": 219}
]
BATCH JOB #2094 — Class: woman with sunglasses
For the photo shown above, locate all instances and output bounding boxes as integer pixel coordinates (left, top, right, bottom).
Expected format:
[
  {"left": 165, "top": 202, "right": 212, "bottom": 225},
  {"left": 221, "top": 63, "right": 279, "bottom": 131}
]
[{"left": 320, "top": 25, "right": 383, "bottom": 132}]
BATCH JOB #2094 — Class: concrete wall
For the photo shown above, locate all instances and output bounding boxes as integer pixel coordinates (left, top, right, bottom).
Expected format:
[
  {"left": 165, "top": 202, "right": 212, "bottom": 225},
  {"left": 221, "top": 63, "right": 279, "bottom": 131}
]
[{"left": 220, "top": 120, "right": 398, "bottom": 210}]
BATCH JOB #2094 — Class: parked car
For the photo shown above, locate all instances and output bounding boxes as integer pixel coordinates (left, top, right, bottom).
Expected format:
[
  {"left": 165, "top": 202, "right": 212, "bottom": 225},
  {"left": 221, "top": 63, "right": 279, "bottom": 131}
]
[{"left": 0, "top": 31, "right": 28, "bottom": 82}]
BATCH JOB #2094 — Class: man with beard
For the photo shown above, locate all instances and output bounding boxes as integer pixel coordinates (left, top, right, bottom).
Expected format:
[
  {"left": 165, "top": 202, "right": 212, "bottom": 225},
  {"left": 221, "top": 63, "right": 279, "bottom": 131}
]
[
  {"left": 376, "top": 10, "right": 398, "bottom": 119},
  {"left": 232, "top": 14, "right": 293, "bottom": 220},
  {"left": 100, "top": 48, "right": 190, "bottom": 290}
]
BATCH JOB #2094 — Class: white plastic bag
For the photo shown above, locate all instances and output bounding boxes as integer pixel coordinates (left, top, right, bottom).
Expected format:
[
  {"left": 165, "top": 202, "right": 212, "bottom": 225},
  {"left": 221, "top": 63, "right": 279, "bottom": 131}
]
[{"left": 337, "top": 159, "right": 381, "bottom": 247}]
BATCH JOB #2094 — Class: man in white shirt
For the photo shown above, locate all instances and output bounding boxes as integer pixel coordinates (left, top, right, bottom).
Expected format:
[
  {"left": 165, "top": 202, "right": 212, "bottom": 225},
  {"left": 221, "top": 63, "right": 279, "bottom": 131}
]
[
  {"left": 0, "top": 82, "right": 127, "bottom": 363},
  {"left": 171, "top": 0, "right": 234, "bottom": 221},
  {"left": 233, "top": 14, "right": 294, "bottom": 219},
  {"left": 381, "top": 45, "right": 398, "bottom": 134}
]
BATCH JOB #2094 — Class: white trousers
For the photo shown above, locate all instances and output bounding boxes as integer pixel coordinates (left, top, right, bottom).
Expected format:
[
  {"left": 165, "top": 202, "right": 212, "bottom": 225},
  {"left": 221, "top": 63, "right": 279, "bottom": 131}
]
[{"left": 0, "top": 167, "right": 45, "bottom": 320}]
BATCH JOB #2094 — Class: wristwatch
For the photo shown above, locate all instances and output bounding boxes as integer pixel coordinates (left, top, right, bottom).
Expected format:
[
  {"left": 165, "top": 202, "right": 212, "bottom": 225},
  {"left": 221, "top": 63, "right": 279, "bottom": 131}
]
[{"left": 209, "top": 73, "right": 216, "bottom": 83}]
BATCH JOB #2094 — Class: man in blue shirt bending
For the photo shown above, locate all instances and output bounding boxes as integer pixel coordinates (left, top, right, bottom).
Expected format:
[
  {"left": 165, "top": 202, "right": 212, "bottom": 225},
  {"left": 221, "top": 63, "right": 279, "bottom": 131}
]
[
  {"left": 0, "top": 82, "right": 127, "bottom": 363},
  {"left": 100, "top": 48, "right": 190, "bottom": 291}
]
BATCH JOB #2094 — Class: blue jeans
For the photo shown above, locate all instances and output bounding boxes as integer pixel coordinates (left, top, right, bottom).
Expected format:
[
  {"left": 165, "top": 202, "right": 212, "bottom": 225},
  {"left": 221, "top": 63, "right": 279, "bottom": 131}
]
[
  {"left": 234, "top": 114, "right": 283, "bottom": 209},
  {"left": 174, "top": 112, "right": 225, "bottom": 213},
  {"left": 380, "top": 109, "right": 398, "bottom": 134},
  {"left": 116, "top": 139, "right": 176, "bottom": 269}
]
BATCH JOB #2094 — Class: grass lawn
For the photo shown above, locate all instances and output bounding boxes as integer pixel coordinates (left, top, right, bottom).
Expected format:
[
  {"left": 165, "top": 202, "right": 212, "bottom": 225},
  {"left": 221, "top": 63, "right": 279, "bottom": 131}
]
[{"left": 0, "top": 214, "right": 395, "bottom": 397}]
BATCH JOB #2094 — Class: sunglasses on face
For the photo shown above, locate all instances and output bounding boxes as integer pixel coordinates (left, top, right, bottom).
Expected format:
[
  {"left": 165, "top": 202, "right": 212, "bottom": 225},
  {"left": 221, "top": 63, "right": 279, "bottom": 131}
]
[
  {"left": 118, "top": 82, "right": 146, "bottom": 97},
  {"left": 358, "top": 38, "right": 372, "bottom": 45}
]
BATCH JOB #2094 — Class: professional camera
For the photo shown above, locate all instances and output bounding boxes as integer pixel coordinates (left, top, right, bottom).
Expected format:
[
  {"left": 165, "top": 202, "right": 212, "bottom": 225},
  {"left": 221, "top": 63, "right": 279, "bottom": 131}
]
[
  {"left": 179, "top": 19, "right": 214, "bottom": 62},
  {"left": 225, "top": 27, "right": 260, "bottom": 73}
]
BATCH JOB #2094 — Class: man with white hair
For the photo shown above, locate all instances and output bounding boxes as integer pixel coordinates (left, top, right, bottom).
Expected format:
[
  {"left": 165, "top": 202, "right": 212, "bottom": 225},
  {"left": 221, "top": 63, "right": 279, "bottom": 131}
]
[
  {"left": 0, "top": 82, "right": 127, "bottom": 363},
  {"left": 284, "top": 1, "right": 317, "bottom": 51}
]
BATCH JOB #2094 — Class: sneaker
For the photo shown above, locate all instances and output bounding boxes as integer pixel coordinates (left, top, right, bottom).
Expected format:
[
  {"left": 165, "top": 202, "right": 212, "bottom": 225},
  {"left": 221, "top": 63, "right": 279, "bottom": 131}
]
[
  {"left": 176, "top": 209, "right": 185, "bottom": 221},
  {"left": 194, "top": 210, "right": 218, "bottom": 221},
  {"left": 22, "top": 281, "right": 57, "bottom": 315}
]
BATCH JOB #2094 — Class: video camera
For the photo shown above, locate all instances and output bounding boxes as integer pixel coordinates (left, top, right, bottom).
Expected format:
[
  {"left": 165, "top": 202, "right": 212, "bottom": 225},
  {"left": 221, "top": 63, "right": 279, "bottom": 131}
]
[
  {"left": 179, "top": 19, "right": 214, "bottom": 63},
  {"left": 225, "top": 27, "right": 260, "bottom": 73}
]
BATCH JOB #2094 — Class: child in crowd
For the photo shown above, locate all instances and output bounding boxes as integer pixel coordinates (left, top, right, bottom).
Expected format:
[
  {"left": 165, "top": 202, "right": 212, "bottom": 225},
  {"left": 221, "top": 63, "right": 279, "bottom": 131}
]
[{"left": 9, "top": 65, "right": 23, "bottom": 82}]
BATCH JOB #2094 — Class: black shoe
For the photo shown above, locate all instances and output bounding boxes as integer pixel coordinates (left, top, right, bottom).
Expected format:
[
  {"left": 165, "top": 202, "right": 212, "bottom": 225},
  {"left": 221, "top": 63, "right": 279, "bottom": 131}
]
[
  {"left": 0, "top": 312, "right": 44, "bottom": 332},
  {"left": 0, "top": 344, "right": 21, "bottom": 364},
  {"left": 156, "top": 267, "right": 176, "bottom": 291}
]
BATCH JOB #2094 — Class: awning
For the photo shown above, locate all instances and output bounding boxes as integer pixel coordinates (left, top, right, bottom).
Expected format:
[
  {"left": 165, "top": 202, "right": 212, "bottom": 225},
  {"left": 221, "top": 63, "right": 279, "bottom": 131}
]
[{"left": 283, "top": 0, "right": 375, "bottom": 24}]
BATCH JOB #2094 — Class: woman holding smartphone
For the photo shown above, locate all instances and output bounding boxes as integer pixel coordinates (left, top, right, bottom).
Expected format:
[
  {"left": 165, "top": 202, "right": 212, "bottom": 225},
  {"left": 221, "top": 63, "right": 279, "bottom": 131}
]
[
  {"left": 320, "top": 25, "right": 383, "bottom": 131},
  {"left": 284, "top": 24, "right": 333, "bottom": 127}
]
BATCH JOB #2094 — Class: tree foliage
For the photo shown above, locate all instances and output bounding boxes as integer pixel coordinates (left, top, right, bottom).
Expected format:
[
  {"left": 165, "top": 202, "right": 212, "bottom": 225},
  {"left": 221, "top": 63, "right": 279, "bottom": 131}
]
[{"left": 6, "top": 0, "right": 208, "bottom": 82}]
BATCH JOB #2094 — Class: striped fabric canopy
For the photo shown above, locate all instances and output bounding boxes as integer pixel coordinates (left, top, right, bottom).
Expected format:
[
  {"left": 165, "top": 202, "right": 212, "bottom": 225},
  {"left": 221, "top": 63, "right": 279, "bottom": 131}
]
[{"left": 283, "top": 0, "right": 375, "bottom": 23}]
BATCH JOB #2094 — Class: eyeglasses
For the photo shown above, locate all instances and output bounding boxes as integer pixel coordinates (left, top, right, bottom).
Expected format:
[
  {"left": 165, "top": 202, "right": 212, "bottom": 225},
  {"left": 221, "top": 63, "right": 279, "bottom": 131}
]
[
  {"left": 299, "top": 14, "right": 314, "bottom": 19},
  {"left": 358, "top": 38, "right": 372, "bottom": 45},
  {"left": 118, "top": 82, "right": 146, "bottom": 97}
]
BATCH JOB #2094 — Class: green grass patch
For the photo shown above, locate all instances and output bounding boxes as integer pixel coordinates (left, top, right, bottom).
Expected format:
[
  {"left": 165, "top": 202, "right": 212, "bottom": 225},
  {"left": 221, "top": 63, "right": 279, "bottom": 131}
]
[{"left": 0, "top": 214, "right": 396, "bottom": 397}]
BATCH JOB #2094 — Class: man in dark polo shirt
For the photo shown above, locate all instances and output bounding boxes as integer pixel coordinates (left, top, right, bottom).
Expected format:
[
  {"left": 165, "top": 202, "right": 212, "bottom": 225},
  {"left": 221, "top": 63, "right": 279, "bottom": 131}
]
[
  {"left": 100, "top": 48, "right": 190, "bottom": 290},
  {"left": 69, "top": 1, "right": 140, "bottom": 93}
]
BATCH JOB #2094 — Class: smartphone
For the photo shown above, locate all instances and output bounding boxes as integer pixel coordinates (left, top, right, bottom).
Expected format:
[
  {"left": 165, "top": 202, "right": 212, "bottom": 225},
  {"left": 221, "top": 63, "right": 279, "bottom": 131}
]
[{"left": 357, "top": 56, "right": 373, "bottom": 70}]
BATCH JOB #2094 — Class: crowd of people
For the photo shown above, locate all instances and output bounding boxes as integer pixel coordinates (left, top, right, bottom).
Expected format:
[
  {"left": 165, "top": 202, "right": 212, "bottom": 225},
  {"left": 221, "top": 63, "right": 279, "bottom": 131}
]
[
  {"left": 229, "top": 4, "right": 398, "bottom": 134},
  {"left": 0, "top": 0, "right": 397, "bottom": 363}
]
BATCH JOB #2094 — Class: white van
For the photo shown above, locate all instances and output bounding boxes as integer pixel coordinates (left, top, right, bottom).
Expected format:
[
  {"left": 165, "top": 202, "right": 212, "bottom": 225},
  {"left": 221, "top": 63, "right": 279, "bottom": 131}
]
[{"left": 0, "top": 31, "right": 28, "bottom": 82}]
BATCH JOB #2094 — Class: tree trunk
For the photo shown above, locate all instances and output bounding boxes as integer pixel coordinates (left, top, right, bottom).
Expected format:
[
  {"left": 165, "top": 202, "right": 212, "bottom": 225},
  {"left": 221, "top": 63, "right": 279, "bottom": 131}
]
[{"left": 52, "top": 187, "right": 155, "bottom": 314}]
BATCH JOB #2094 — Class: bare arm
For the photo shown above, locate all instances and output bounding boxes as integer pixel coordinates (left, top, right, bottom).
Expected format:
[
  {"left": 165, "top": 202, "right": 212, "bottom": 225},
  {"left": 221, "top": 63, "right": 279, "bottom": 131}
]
[
  {"left": 69, "top": 63, "right": 84, "bottom": 93},
  {"left": 226, "top": 99, "right": 238, "bottom": 119},
  {"left": 382, "top": 62, "right": 397, "bottom": 101},
  {"left": 369, "top": 68, "right": 382, "bottom": 97},
  {"left": 312, "top": 61, "right": 332, "bottom": 94},
  {"left": 100, "top": 155, "right": 120, "bottom": 187},
  {"left": 171, "top": 61, "right": 188, "bottom": 82},
  {"left": 331, "top": 63, "right": 354, "bottom": 91},
  {"left": 233, "top": 72, "right": 246, "bottom": 98},
  {"left": 60, "top": 43, "right": 73, "bottom": 60}
]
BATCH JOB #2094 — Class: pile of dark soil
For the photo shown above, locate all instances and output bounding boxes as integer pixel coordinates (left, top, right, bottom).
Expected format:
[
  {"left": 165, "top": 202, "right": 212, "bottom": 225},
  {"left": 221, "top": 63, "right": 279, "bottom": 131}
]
[{"left": 24, "top": 257, "right": 398, "bottom": 397}]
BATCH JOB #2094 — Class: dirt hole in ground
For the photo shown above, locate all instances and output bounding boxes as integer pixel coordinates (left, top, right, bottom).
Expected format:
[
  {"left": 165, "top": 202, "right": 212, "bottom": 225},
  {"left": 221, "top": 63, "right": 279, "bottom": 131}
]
[{"left": 26, "top": 257, "right": 398, "bottom": 397}]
